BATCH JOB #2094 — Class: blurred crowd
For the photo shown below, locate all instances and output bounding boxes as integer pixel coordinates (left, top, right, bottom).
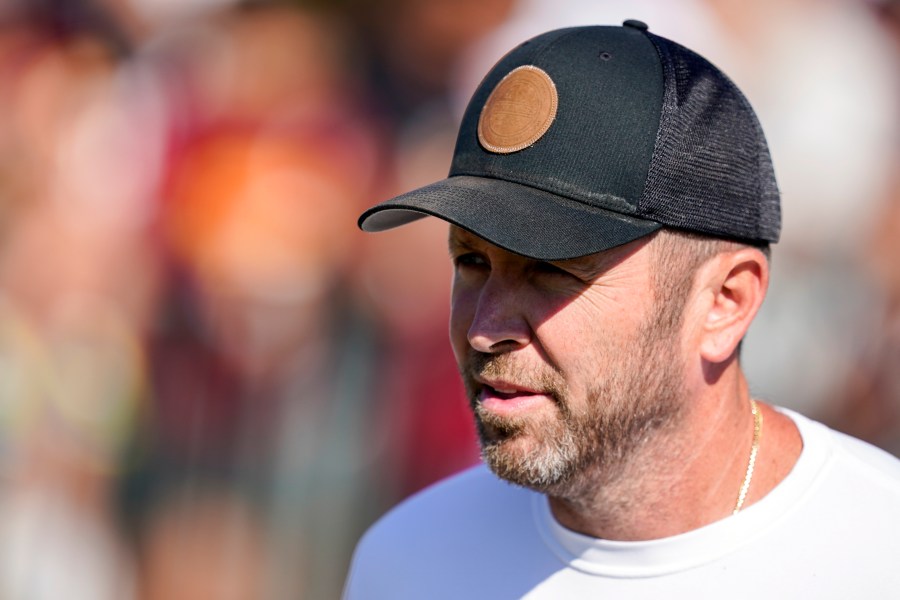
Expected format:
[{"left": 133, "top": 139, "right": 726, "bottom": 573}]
[{"left": 0, "top": 0, "right": 896, "bottom": 598}]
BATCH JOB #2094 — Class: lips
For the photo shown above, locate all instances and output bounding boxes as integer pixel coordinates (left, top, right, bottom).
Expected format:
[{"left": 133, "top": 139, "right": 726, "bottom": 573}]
[
  {"left": 476, "top": 374, "right": 540, "bottom": 393},
  {"left": 489, "top": 387, "right": 524, "bottom": 399},
  {"left": 475, "top": 377, "right": 553, "bottom": 416}
]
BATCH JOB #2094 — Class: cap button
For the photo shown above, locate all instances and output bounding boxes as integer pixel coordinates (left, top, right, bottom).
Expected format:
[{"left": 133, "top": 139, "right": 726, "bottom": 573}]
[{"left": 623, "top": 19, "right": 649, "bottom": 31}]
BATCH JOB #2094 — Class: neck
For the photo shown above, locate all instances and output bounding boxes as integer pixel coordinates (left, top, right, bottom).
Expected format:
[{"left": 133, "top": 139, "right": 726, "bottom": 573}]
[{"left": 546, "top": 367, "right": 799, "bottom": 541}]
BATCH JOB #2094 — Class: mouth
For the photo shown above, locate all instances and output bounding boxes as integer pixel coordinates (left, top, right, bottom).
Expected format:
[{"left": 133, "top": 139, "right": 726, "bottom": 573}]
[{"left": 474, "top": 377, "right": 555, "bottom": 416}]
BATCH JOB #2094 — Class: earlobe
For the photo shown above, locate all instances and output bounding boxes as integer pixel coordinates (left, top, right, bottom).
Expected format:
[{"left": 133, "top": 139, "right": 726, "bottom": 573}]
[{"left": 698, "top": 249, "right": 768, "bottom": 364}]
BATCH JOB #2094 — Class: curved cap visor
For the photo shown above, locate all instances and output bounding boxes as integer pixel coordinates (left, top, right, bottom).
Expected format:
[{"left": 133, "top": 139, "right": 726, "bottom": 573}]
[{"left": 358, "top": 175, "right": 662, "bottom": 261}]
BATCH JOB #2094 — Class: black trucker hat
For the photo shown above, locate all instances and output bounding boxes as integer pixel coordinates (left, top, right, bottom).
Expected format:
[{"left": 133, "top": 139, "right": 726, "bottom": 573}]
[{"left": 358, "top": 20, "right": 781, "bottom": 260}]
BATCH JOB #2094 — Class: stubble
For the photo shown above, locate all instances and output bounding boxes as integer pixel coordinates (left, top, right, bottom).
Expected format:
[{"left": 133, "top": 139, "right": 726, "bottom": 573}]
[{"left": 463, "top": 313, "right": 685, "bottom": 499}]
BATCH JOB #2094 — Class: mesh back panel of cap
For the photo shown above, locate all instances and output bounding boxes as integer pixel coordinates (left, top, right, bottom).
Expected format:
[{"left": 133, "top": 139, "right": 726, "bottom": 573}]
[{"left": 639, "top": 33, "right": 781, "bottom": 243}]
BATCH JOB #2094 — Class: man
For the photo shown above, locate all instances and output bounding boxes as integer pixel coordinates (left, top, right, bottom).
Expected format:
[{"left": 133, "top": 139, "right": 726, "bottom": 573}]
[{"left": 344, "top": 21, "right": 900, "bottom": 598}]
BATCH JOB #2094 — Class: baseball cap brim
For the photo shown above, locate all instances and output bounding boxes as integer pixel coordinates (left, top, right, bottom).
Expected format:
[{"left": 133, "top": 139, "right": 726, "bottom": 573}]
[{"left": 358, "top": 175, "right": 662, "bottom": 261}]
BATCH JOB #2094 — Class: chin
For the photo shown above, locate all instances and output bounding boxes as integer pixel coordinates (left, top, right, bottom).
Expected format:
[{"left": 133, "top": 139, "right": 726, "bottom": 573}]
[{"left": 480, "top": 430, "right": 579, "bottom": 492}]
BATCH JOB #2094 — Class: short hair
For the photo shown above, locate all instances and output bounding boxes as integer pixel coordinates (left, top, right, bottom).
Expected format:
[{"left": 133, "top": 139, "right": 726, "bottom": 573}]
[{"left": 648, "top": 228, "right": 770, "bottom": 335}]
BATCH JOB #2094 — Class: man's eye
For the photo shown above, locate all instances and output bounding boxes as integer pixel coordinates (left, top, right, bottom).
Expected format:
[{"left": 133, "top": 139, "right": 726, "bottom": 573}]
[
  {"left": 533, "top": 261, "right": 571, "bottom": 278},
  {"left": 453, "top": 253, "right": 487, "bottom": 269}
]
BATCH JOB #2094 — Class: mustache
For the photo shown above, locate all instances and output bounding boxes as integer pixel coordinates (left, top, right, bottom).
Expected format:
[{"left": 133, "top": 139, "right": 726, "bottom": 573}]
[{"left": 462, "top": 351, "right": 565, "bottom": 398}]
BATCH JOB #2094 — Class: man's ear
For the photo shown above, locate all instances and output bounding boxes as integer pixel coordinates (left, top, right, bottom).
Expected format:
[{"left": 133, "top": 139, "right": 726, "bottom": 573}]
[{"left": 697, "top": 248, "right": 769, "bottom": 364}]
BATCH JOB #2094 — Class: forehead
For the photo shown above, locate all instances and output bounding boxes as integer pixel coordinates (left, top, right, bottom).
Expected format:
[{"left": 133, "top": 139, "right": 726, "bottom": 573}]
[{"left": 448, "top": 226, "right": 651, "bottom": 276}]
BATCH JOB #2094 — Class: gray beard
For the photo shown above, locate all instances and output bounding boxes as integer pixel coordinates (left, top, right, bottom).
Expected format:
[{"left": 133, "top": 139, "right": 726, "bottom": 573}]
[{"left": 463, "top": 323, "right": 684, "bottom": 499}]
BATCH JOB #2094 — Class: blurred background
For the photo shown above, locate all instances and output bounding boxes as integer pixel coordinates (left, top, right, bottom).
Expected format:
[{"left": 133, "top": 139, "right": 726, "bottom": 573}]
[{"left": 0, "top": 0, "right": 896, "bottom": 598}]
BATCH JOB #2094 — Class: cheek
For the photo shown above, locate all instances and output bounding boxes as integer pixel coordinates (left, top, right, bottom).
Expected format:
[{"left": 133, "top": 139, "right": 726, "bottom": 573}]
[
  {"left": 533, "top": 295, "right": 645, "bottom": 370},
  {"left": 448, "top": 282, "right": 475, "bottom": 363},
  {"left": 533, "top": 312, "right": 601, "bottom": 374}
]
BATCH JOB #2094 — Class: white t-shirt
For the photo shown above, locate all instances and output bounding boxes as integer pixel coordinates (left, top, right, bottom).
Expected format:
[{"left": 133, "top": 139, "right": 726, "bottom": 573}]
[{"left": 344, "top": 410, "right": 900, "bottom": 599}]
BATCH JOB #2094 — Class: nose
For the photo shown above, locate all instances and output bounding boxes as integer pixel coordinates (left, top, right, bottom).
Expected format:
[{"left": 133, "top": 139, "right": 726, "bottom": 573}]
[{"left": 465, "top": 274, "right": 531, "bottom": 354}]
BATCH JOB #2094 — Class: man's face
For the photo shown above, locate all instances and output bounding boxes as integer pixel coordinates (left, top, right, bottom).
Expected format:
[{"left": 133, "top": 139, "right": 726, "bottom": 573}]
[{"left": 448, "top": 226, "right": 688, "bottom": 495}]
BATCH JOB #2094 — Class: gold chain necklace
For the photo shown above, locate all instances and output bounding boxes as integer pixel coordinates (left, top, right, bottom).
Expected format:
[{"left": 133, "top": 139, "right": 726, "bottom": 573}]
[{"left": 732, "top": 399, "right": 763, "bottom": 514}]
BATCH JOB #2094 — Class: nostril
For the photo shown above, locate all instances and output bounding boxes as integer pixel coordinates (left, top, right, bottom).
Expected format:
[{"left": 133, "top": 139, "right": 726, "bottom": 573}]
[{"left": 467, "top": 329, "right": 530, "bottom": 355}]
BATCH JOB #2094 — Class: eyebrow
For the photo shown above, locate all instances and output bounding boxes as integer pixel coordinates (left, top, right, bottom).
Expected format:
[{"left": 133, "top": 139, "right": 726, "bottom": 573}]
[
  {"left": 447, "top": 229, "right": 480, "bottom": 255},
  {"left": 548, "top": 256, "right": 605, "bottom": 280},
  {"left": 449, "top": 230, "right": 604, "bottom": 278},
  {"left": 564, "top": 245, "right": 645, "bottom": 280}
]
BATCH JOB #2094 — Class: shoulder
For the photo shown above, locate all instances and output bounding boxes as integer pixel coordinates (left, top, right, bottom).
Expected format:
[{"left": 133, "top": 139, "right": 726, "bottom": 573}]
[
  {"left": 355, "top": 464, "right": 530, "bottom": 553},
  {"left": 343, "top": 465, "right": 541, "bottom": 599},
  {"left": 759, "top": 410, "right": 900, "bottom": 588},
  {"left": 787, "top": 408, "right": 900, "bottom": 496},
  {"left": 824, "top": 424, "right": 900, "bottom": 488}
]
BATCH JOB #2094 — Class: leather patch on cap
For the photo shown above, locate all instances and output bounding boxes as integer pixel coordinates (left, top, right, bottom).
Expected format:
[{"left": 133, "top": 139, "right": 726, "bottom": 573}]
[{"left": 478, "top": 65, "right": 558, "bottom": 154}]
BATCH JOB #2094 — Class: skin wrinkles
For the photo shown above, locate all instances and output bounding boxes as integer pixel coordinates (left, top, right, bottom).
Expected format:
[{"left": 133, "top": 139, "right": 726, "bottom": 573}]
[
  {"left": 448, "top": 233, "right": 640, "bottom": 290},
  {"left": 449, "top": 226, "right": 689, "bottom": 502},
  {"left": 444, "top": 225, "right": 803, "bottom": 541}
]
